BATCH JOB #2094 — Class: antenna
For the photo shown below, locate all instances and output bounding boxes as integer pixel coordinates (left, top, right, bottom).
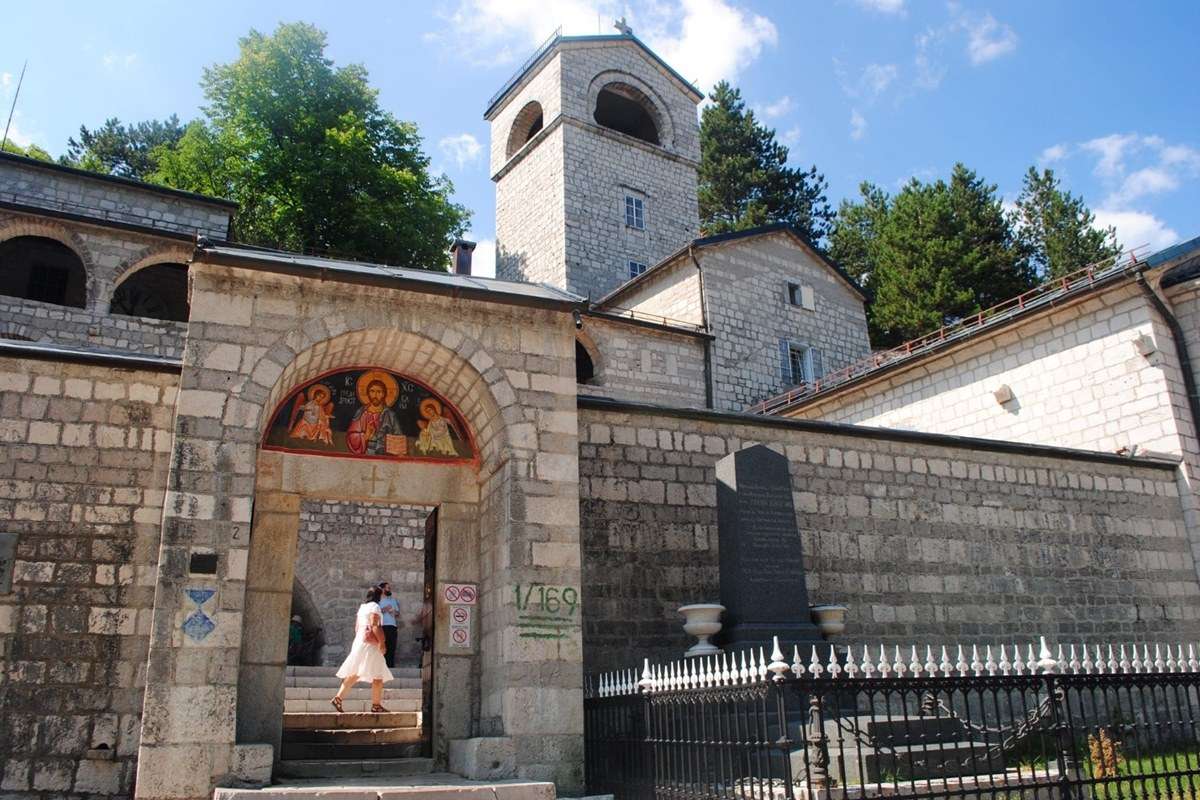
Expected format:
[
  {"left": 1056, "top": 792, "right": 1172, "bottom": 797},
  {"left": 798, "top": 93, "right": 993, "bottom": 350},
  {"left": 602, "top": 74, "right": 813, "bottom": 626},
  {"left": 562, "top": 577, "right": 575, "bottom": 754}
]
[{"left": 2, "top": 60, "right": 28, "bottom": 152}]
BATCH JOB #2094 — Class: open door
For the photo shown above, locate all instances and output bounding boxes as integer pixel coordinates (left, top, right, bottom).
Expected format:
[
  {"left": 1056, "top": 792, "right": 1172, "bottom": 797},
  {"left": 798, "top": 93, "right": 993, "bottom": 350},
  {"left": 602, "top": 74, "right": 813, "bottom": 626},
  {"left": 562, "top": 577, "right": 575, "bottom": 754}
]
[{"left": 419, "top": 507, "right": 438, "bottom": 757}]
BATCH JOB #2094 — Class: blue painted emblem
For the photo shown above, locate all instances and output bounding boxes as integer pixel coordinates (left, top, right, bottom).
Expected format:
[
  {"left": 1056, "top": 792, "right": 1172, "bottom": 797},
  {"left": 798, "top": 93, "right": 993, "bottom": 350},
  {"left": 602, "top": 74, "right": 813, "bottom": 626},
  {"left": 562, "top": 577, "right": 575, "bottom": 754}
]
[{"left": 183, "top": 588, "right": 217, "bottom": 641}]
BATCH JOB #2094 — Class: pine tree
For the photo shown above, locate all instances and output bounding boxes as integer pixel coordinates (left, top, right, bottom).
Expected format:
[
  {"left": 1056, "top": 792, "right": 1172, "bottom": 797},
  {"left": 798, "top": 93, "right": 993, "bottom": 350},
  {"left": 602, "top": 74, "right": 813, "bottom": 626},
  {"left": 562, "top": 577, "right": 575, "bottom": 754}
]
[
  {"left": 828, "top": 181, "right": 889, "bottom": 290},
  {"left": 698, "top": 81, "right": 833, "bottom": 244},
  {"left": 63, "top": 117, "right": 186, "bottom": 180},
  {"left": 1013, "top": 166, "right": 1120, "bottom": 279}
]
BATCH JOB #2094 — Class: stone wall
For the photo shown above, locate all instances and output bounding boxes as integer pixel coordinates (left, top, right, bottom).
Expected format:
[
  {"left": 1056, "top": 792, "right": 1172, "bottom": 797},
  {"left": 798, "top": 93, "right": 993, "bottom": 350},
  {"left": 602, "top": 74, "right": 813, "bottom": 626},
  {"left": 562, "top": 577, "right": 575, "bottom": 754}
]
[
  {"left": 295, "top": 499, "right": 429, "bottom": 666},
  {"left": 606, "top": 258, "right": 703, "bottom": 325},
  {"left": 0, "top": 354, "right": 178, "bottom": 798},
  {"left": 0, "top": 155, "right": 231, "bottom": 240},
  {"left": 577, "top": 400, "right": 1200, "bottom": 673},
  {"left": 579, "top": 316, "right": 707, "bottom": 407},
  {"left": 0, "top": 208, "right": 192, "bottom": 356},
  {"left": 700, "top": 232, "right": 871, "bottom": 410}
]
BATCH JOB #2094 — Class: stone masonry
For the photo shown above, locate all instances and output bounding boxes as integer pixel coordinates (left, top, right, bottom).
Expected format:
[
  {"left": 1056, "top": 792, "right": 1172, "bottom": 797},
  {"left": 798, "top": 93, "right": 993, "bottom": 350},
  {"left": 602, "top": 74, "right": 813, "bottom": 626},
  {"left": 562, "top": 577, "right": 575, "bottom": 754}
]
[
  {"left": 578, "top": 398, "right": 1200, "bottom": 673},
  {"left": 295, "top": 499, "right": 429, "bottom": 666},
  {"left": 0, "top": 355, "right": 179, "bottom": 798}
]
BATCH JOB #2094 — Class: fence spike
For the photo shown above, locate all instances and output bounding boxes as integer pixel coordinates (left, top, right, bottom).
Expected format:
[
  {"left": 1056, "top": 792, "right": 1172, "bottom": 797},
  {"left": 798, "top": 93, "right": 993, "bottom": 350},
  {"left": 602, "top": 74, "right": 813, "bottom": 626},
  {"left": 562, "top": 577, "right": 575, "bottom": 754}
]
[
  {"left": 985, "top": 645, "right": 997, "bottom": 676},
  {"left": 971, "top": 644, "right": 983, "bottom": 676},
  {"left": 738, "top": 650, "right": 749, "bottom": 685},
  {"left": 1038, "top": 637, "right": 1056, "bottom": 674},
  {"left": 707, "top": 654, "right": 718, "bottom": 687},
  {"left": 1026, "top": 643, "right": 1038, "bottom": 674},
  {"left": 877, "top": 644, "right": 890, "bottom": 677},
  {"left": 1077, "top": 644, "right": 1091, "bottom": 674},
  {"left": 1145, "top": 643, "right": 1155, "bottom": 673},
  {"left": 893, "top": 645, "right": 906, "bottom": 677},
  {"left": 862, "top": 644, "right": 875, "bottom": 678},
  {"left": 999, "top": 644, "right": 1012, "bottom": 675},
  {"left": 1056, "top": 643, "right": 1066, "bottom": 670},
  {"left": 758, "top": 646, "right": 769, "bottom": 682},
  {"left": 828, "top": 644, "right": 842, "bottom": 678},
  {"left": 939, "top": 645, "right": 952, "bottom": 677},
  {"left": 1155, "top": 643, "right": 1166, "bottom": 673},
  {"left": 956, "top": 644, "right": 968, "bottom": 676},
  {"left": 843, "top": 645, "right": 858, "bottom": 678},
  {"left": 1067, "top": 644, "right": 1080, "bottom": 675},
  {"left": 791, "top": 644, "right": 804, "bottom": 678},
  {"left": 925, "top": 645, "right": 937, "bottom": 677},
  {"left": 1107, "top": 644, "right": 1117, "bottom": 674},
  {"left": 1119, "top": 644, "right": 1130, "bottom": 674},
  {"left": 1190, "top": 643, "right": 1199, "bottom": 672},
  {"left": 768, "top": 637, "right": 788, "bottom": 680},
  {"left": 809, "top": 645, "right": 824, "bottom": 678},
  {"left": 1133, "top": 644, "right": 1145, "bottom": 674},
  {"left": 909, "top": 645, "right": 922, "bottom": 678}
]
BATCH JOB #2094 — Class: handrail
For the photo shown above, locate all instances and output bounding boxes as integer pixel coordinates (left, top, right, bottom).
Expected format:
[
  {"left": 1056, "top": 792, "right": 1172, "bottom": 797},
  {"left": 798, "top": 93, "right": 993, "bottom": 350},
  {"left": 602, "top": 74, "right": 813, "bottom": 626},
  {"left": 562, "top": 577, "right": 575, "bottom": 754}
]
[
  {"left": 485, "top": 27, "right": 562, "bottom": 113},
  {"left": 750, "top": 244, "right": 1151, "bottom": 415}
]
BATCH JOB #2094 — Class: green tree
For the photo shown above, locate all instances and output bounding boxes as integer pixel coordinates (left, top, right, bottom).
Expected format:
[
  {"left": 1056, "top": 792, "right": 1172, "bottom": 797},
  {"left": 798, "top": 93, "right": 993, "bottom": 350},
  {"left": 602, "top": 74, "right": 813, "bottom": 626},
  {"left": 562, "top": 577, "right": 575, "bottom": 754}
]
[
  {"left": 836, "top": 164, "right": 1035, "bottom": 347},
  {"left": 152, "top": 22, "right": 468, "bottom": 269},
  {"left": 1, "top": 140, "right": 53, "bottom": 161},
  {"left": 1012, "top": 166, "right": 1120, "bottom": 279},
  {"left": 62, "top": 116, "right": 185, "bottom": 179},
  {"left": 698, "top": 81, "right": 833, "bottom": 244}
]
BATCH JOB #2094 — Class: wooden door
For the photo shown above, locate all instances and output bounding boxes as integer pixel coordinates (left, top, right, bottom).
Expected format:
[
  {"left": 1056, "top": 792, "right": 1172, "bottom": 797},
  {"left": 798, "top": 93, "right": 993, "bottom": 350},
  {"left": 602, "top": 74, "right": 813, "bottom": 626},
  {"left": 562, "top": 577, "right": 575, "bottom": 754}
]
[{"left": 419, "top": 507, "right": 438, "bottom": 757}]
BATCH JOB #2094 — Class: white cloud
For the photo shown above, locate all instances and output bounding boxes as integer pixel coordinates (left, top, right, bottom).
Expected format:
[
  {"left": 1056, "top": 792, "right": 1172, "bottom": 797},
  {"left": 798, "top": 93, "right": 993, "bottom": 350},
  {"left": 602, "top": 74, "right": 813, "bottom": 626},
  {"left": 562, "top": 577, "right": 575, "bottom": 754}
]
[
  {"left": 438, "top": 133, "right": 483, "bottom": 169},
  {"left": 1081, "top": 133, "right": 1140, "bottom": 178},
  {"left": 1118, "top": 167, "right": 1179, "bottom": 202},
  {"left": 102, "top": 51, "right": 139, "bottom": 71},
  {"left": 964, "top": 13, "right": 1017, "bottom": 65},
  {"left": 850, "top": 110, "right": 867, "bottom": 141},
  {"left": 1039, "top": 143, "right": 1069, "bottom": 165},
  {"left": 759, "top": 96, "right": 792, "bottom": 119},
  {"left": 861, "top": 63, "right": 898, "bottom": 96},
  {"left": 913, "top": 28, "right": 947, "bottom": 91},
  {"left": 1074, "top": 133, "right": 1200, "bottom": 208},
  {"left": 1093, "top": 209, "right": 1179, "bottom": 252},
  {"left": 780, "top": 126, "right": 802, "bottom": 148},
  {"left": 1, "top": 118, "right": 33, "bottom": 148},
  {"left": 853, "top": 0, "right": 906, "bottom": 14},
  {"left": 1, "top": 72, "right": 11, "bottom": 89},
  {"left": 470, "top": 238, "right": 497, "bottom": 278},
  {"left": 433, "top": 0, "right": 777, "bottom": 89}
]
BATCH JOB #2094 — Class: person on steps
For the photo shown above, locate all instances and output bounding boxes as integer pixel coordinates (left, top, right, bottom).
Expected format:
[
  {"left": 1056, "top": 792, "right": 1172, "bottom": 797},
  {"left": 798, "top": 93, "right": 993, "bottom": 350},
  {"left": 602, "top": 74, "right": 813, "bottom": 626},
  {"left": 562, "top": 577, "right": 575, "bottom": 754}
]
[
  {"left": 377, "top": 581, "right": 400, "bottom": 668},
  {"left": 330, "top": 585, "right": 394, "bottom": 713}
]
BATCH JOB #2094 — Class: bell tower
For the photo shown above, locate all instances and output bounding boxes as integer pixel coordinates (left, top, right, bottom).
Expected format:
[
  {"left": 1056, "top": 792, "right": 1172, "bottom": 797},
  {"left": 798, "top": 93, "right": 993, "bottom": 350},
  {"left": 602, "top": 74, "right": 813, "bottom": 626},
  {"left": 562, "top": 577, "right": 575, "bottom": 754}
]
[{"left": 486, "top": 27, "right": 703, "bottom": 301}]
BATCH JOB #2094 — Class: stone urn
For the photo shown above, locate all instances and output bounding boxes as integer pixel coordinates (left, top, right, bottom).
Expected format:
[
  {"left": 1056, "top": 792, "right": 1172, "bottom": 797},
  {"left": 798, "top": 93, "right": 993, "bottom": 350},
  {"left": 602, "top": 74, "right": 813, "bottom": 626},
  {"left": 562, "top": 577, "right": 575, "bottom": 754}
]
[
  {"left": 809, "top": 604, "right": 848, "bottom": 637},
  {"left": 679, "top": 603, "right": 725, "bottom": 657}
]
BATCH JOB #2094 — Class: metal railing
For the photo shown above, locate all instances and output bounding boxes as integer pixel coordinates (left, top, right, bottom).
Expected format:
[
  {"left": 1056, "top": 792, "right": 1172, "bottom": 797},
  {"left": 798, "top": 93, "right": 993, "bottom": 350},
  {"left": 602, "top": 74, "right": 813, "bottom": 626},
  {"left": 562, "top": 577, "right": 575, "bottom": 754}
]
[
  {"left": 485, "top": 27, "right": 562, "bottom": 112},
  {"left": 749, "top": 245, "right": 1152, "bottom": 416},
  {"left": 585, "top": 638, "right": 1200, "bottom": 800}
]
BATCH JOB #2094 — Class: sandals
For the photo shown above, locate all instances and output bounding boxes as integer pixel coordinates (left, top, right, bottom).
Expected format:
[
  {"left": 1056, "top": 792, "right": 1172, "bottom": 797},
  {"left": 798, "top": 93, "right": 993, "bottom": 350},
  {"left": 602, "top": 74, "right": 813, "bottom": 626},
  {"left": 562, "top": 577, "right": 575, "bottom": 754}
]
[
  {"left": 371, "top": 704, "right": 389, "bottom": 713},
  {"left": 330, "top": 697, "right": 343, "bottom": 713}
]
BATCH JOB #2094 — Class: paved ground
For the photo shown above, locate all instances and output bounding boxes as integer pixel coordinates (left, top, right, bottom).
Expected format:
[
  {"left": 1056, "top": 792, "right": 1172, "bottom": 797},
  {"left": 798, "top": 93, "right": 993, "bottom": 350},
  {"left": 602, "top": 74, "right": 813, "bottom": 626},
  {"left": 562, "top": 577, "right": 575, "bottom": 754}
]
[{"left": 214, "top": 774, "right": 557, "bottom": 799}]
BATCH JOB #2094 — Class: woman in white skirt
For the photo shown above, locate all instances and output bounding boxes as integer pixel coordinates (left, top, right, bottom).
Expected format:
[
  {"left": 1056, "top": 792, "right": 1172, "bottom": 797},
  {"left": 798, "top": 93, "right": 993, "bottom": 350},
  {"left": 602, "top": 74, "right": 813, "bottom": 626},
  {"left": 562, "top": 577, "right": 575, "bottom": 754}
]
[{"left": 330, "top": 585, "right": 395, "bottom": 712}]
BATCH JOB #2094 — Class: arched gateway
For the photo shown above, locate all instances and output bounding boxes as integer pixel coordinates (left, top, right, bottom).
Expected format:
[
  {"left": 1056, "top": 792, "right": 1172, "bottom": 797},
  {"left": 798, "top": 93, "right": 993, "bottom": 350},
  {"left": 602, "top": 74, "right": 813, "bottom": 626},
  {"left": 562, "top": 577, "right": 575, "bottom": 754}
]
[{"left": 133, "top": 250, "right": 585, "bottom": 799}]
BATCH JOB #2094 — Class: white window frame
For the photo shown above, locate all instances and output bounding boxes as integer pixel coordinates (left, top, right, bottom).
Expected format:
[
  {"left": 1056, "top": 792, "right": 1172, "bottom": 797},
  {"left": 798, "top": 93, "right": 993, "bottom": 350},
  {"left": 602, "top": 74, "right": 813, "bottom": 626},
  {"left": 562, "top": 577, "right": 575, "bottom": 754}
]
[
  {"left": 627, "top": 260, "right": 648, "bottom": 279},
  {"left": 625, "top": 195, "right": 645, "bottom": 230},
  {"left": 780, "top": 339, "right": 824, "bottom": 385},
  {"left": 786, "top": 281, "right": 816, "bottom": 311}
]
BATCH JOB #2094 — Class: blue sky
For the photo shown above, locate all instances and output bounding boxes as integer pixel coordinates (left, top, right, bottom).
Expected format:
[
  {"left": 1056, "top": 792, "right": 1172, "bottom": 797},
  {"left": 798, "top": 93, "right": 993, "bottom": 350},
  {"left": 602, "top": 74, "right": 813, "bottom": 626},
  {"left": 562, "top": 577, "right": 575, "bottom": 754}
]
[{"left": 4, "top": 0, "right": 1198, "bottom": 277}]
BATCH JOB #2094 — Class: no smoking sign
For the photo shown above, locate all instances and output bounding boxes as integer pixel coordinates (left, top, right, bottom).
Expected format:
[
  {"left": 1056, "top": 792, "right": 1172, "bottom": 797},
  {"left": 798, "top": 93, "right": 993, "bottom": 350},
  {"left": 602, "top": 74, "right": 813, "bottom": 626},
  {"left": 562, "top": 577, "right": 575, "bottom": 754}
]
[
  {"left": 442, "top": 583, "right": 477, "bottom": 605},
  {"left": 448, "top": 601, "right": 473, "bottom": 649}
]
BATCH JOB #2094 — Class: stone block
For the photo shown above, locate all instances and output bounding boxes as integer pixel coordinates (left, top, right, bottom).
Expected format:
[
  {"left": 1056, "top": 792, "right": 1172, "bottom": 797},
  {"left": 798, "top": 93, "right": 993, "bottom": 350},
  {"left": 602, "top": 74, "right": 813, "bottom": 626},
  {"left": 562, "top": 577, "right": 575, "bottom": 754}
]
[
  {"left": 134, "top": 743, "right": 224, "bottom": 799},
  {"left": 231, "top": 742, "right": 273, "bottom": 785},
  {"left": 73, "top": 757, "right": 123, "bottom": 794},
  {"left": 449, "top": 736, "right": 516, "bottom": 780}
]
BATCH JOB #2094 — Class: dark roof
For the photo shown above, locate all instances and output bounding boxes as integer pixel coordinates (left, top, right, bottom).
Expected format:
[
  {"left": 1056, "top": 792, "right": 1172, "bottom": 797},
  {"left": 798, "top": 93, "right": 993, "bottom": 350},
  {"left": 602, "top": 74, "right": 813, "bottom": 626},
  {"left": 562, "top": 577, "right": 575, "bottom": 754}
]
[
  {"left": 484, "top": 32, "right": 703, "bottom": 119},
  {"left": 0, "top": 338, "right": 181, "bottom": 372},
  {"left": 0, "top": 151, "right": 237, "bottom": 209},
  {"left": 194, "top": 242, "right": 586, "bottom": 312},
  {"left": 1154, "top": 235, "right": 1200, "bottom": 288},
  {"left": 596, "top": 223, "right": 867, "bottom": 308}
]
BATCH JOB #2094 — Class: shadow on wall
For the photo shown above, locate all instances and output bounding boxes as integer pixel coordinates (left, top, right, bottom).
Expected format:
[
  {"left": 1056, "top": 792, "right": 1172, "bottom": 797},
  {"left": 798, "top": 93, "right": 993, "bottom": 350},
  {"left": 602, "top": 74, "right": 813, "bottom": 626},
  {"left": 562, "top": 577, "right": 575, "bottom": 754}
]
[{"left": 289, "top": 577, "right": 326, "bottom": 666}]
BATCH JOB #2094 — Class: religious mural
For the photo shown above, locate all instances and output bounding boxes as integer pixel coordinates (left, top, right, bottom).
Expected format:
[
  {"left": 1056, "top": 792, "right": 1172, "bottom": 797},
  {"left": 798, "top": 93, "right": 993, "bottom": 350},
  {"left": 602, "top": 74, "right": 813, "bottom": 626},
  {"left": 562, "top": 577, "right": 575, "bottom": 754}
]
[{"left": 263, "top": 367, "right": 474, "bottom": 461}]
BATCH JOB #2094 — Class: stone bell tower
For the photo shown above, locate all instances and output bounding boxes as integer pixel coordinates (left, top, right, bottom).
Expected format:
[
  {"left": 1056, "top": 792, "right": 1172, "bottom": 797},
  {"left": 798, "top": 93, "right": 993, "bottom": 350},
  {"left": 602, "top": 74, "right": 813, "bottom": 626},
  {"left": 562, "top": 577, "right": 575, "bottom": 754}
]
[{"left": 486, "top": 26, "right": 703, "bottom": 301}]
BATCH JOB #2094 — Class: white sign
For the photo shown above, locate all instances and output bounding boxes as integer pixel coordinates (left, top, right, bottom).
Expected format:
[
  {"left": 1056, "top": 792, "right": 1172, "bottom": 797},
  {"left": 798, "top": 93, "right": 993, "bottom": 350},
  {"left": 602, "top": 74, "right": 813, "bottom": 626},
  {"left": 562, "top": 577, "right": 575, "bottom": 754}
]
[
  {"left": 448, "top": 603, "right": 472, "bottom": 649},
  {"left": 442, "top": 583, "right": 477, "bottom": 605}
]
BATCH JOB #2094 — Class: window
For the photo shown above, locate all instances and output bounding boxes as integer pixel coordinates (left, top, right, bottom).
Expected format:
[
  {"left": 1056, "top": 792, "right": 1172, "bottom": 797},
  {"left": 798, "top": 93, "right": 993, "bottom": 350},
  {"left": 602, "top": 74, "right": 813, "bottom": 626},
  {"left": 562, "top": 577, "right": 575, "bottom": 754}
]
[
  {"left": 0, "top": 236, "right": 88, "bottom": 308},
  {"left": 575, "top": 339, "right": 596, "bottom": 384},
  {"left": 628, "top": 260, "right": 648, "bottom": 279},
  {"left": 111, "top": 263, "right": 190, "bottom": 322},
  {"left": 779, "top": 340, "right": 824, "bottom": 385},
  {"left": 625, "top": 195, "right": 645, "bottom": 230},
  {"left": 787, "top": 281, "right": 815, "bottom": 311},
  {"left": 506, "top": 101, "right": 545, "bottom": 158},
  {"left": 594, "top": 84, "right": 660, "bottom": 145}
]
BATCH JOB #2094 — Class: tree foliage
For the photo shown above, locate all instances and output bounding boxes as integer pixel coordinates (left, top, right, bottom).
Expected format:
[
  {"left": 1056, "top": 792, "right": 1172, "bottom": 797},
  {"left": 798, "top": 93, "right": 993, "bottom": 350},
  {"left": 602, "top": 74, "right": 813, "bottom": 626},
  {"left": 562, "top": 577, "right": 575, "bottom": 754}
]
[
  {"left": 699, "top": 81, "right": 833, "bottom": 244},
  {"left": 62, "top": 116, "right": 185, "bottom": 180},
  {"left": 1013, "top": 166, "right": 1121, "bottom": 279},
  {"left": 830, "top": 164, "right": 1035, "bottom": 346},
  {"left": 1, "top": 140, "right": 52, "bottom": 161},
  {"left": 150, "top": 22, "right": 468, "bottom": 269}
]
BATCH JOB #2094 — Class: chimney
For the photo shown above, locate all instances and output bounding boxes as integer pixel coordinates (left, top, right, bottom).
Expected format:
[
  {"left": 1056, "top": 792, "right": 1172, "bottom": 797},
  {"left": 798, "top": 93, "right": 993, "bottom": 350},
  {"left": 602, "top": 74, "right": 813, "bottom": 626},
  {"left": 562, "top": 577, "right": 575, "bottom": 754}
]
[{"left": 450, "top": 239, "right": 476, "bottom": 275}]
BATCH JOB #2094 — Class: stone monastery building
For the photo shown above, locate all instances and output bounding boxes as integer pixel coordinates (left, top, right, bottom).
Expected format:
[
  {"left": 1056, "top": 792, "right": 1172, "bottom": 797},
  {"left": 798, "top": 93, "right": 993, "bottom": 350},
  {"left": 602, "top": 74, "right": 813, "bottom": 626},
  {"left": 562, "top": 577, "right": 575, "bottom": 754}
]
[{"left": 0, "top": 28, "right": 1199, "bottom": 800}]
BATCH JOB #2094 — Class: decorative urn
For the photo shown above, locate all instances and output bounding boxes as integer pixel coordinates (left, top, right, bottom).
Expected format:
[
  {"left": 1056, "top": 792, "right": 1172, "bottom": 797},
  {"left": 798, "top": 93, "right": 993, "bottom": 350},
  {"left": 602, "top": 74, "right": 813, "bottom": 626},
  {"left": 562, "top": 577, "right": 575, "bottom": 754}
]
[
  {"left": 809, "top": 604, "right": 848, "bottom": 637},
  {"left": 678, "top": 603, "right": 725, "bottom": 657}
]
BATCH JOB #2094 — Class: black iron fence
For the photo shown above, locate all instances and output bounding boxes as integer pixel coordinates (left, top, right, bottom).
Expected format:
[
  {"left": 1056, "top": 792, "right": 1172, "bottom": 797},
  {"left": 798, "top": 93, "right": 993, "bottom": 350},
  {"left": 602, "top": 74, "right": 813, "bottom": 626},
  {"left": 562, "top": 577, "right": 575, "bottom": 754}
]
[{"left": 585, "top": 639, "right": 1200, "bottom": 800}]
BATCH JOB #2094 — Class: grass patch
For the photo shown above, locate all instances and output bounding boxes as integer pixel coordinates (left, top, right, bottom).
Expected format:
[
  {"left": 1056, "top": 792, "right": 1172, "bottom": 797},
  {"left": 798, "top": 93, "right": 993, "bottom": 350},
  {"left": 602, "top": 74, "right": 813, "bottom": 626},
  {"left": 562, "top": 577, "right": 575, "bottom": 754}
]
[{"left": 1088, "top": 749, "right": 1200, "bottom": 800}]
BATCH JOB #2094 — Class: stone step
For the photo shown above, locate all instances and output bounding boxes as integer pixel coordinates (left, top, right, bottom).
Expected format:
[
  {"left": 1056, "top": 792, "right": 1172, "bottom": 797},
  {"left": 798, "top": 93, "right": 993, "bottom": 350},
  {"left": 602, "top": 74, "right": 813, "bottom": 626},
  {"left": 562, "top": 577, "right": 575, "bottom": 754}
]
[
  {"left": 283, "top": 727, "right": 422, "bottom": 745},
  {"left": 274, "top": 757, "right": 433, "bottom": 779},
  {"left": 284, "top": 697, "right": 421, "bottom": 714},
  {"left": 283, "top": 712, "right": 419, "bottom": 730},
  {"left": 214, "top": 776, "right": 555, "bottom": 800},
  {"left": 286, "top": 676, "right": 422, "bottom": 689},
  {"left": 281, "top": 741, "right": 426, "bottom": 761},
  {"left": 287, "top": 665, "right": 421, "bottom": 678},
  {"left": 285, "top": 686, "right": 420, "bottom": 700}
]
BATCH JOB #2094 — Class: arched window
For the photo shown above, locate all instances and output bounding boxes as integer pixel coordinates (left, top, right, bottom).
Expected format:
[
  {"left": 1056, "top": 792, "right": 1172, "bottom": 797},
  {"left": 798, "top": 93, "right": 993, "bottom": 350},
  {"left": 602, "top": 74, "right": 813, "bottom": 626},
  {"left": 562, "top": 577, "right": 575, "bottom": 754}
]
[
  {"left": 0, "top": 236, "right": 87, "bottom": 308},
  {"left": 576, "top": 339, "right": 596, "bottom": 384},
  {"left": 506, "top": 101, "right": 545, "bottom": 158},
  {"left": 111, "top": 263, "right": 190, "bottom": 322},
  {"left": 593, "top": 84, "right": 660, "bottom": 145}
]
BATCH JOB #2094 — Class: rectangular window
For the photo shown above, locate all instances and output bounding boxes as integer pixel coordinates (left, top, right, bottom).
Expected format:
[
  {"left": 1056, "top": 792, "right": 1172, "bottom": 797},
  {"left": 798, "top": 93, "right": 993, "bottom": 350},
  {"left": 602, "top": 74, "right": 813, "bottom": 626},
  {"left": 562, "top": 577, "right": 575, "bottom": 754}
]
[
  {"left": 628, "top": 260, "right": 648, "bottom": 279},
  {"left": 625, "top": 195, "right": 645, "bottom": 230},
  {"left": 787, "top": 281, "right": 816, "bottom": 311},
  {"left": 779, "top": 340, "right": 824, "bottom": 385}
]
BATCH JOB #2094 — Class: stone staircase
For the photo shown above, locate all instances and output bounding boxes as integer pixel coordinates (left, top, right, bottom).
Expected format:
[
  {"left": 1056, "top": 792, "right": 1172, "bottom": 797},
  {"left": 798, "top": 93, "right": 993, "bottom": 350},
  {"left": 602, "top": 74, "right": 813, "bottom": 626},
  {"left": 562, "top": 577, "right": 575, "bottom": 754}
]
[{"left": 279, "top": 665, "right": 430, "bottom": 779}]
